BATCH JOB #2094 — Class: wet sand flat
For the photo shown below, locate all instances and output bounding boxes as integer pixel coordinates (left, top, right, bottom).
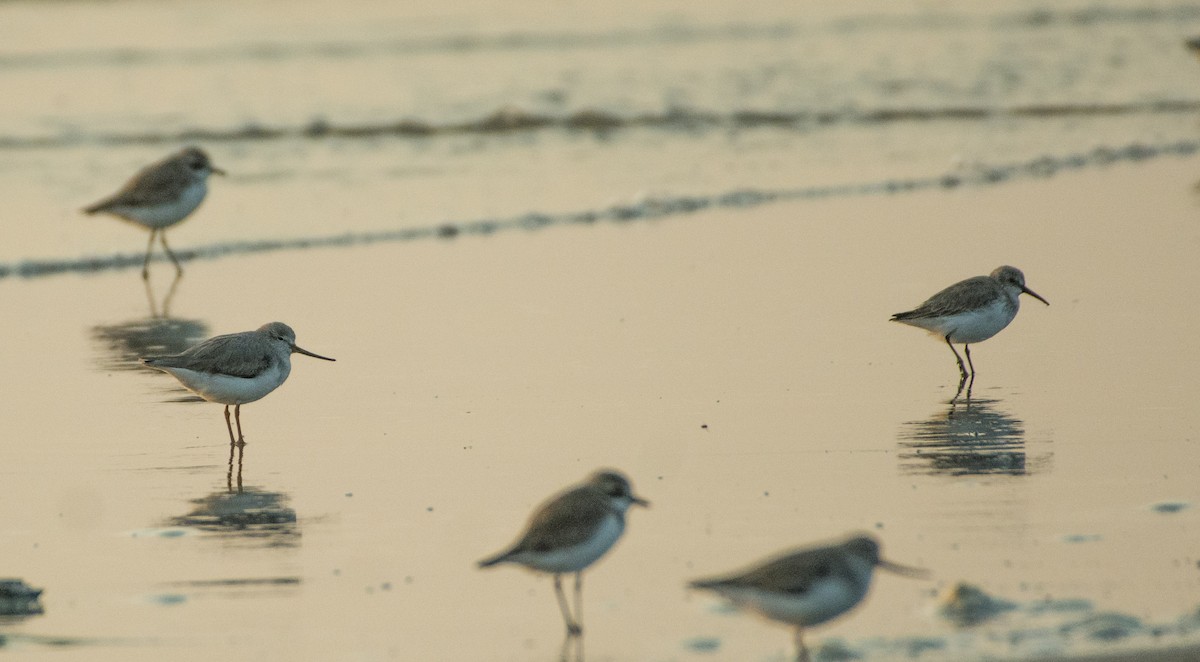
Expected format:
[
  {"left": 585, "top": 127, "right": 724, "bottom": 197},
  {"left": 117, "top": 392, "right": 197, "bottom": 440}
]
[{"left": 2, "top": 154, "right": 1199, "bottom": 660}]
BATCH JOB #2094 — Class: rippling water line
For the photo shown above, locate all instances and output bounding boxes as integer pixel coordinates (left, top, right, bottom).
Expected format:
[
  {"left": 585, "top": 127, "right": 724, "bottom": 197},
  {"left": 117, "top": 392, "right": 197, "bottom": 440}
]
[
  {"left": 4, "top": 4, "right": 1198, "bottom": 70},
  {"left": 1, "top": 100, "right": 1197, "bottom": 150},
  {"left": 4, "top": 138, "right": 1194, "bottom": 281}
]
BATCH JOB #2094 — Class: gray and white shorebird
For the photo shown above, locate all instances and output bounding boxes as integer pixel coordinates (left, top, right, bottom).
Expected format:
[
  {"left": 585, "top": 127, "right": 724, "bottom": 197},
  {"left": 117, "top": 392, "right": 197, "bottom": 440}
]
[
  {"left": 140, "top": 322, "right": 334, "bottom": 446},
  {"left": 83, "top": 146, "right": 224, "bottom": 279},
  {"left": 689, "top": 533, "right": 928, "bottom": 662},
  {"left": 891, "top": 265, "right": 1048, "bottom": 383},
  {"left": 478, "top": 469, "right": 649, "bottom": 636}
]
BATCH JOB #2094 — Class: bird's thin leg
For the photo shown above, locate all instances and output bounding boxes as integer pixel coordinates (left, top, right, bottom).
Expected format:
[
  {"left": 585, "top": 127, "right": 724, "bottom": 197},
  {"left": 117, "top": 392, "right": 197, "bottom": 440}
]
[
  {"left": 944, "top": 335, "right": 967, "bottom": 380},
  {"left": 159, "top": 232, "right": 184, "bottom": 276},
  {"left": 234, "top": 404, "right": 246, "bottom": 447},
  {"left": 142, "top": 230, "right": 157, "bottom": 280},
  {"left": 965, "top": 367, "right": 975, "bottom": 402},
  {"left": 964, "top": 344, "right": 976, "bottom": 378},
  {"left": 794, "top": 627, "right": 810, "bottom": 662},
  {"left": 573, "top": 572, "right": 583, "bottom": 636},
  {"left": 554, "top": 574, "right": 581, "bottom": 636},
  {"left": 223, "top": 405, "right": 238, "bottom": 445}
]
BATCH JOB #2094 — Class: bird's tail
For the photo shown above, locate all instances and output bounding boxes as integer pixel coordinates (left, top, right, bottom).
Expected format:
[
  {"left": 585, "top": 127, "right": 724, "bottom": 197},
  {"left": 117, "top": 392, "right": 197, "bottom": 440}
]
[
  {"left": 477, "top": 549, "right": 516, "bottom": 568},
  {"left": 687, "top": 577, "right": 727, "bottom": 591},
  {"left": 82, "top": 199, "right": 111, "bottom": 215}
]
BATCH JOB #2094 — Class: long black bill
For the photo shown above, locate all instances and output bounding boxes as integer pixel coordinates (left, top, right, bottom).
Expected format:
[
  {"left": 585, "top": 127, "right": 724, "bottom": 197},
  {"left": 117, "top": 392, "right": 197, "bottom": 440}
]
[
  {"left": 1021, "top": 285, "right": 1049, "bottom": 306},
  {"left": 293, "top": 344, "right": 336, "bottom": 361}
]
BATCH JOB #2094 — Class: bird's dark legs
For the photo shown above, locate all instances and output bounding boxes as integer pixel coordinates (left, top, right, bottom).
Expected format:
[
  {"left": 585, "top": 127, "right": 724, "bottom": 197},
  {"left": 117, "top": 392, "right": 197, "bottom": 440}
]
[
  {"left": 142, "top": 230, "right": 157, "bottom": 280},
  {"left": 159, "top": 232, "right": 184, "bottom": 276},
  {"left": 573, "top": 572, "right": 583, "bottom": 636},
  {"left": 794, "top": 627, "right": 810, "bottom": 662},
  {"left": 223, "top": 405, "right": 238, "bottom": 445},
  {"left": 963, "top": 344, "right": 976, "bottom": 398},
  {"left": 944, "top": 335, "right": 968, "bottom": 380},
  {"left": 946, "top": 338, "right": 976, "bottom": 403},
  {"left": 233, "top": 404, "right": 246, "bottom": 447},
  {"left": 553, "top": 574, "right": 582, "bottom": 636}
]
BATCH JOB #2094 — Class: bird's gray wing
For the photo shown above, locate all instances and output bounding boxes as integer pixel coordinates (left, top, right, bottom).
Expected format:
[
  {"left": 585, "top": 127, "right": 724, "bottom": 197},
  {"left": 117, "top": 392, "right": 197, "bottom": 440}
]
[
  {"left": 514, "top": 487, "right": 612, "bottom": 554},
  {"left": 143, "top": 332, "right": 271, "bottom": 378},
  {"left": 694, "top": 547, "right": 838, "bottom": 595},
  {"left": 892, "top": 276, "right": 1000, "bottom": 320},
  {"left": 85, "top": 159, "right": 189, "bottom": 212}
]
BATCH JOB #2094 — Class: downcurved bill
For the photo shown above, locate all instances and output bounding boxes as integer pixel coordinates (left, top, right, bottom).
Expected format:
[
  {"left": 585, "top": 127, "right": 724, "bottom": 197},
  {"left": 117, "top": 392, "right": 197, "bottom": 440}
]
[
  {"left": 1021, "top": 285, "right": 1049, "bottom": 306},
  {"left": 292, "top": 344, "right": 336, "bottom": 361}
]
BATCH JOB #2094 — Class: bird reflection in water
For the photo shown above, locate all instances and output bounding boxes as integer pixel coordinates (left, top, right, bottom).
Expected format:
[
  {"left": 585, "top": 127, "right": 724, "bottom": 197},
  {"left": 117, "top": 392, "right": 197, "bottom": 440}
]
[
  {"left": 143, "top": 271, "right": 182, "bottom": 319},
  {"left": 898, "top": 396, "right": 1051, "bottom": 476},
  {"left": 558, "top": 629, "right": 584, "bottom": 662},
  {"left": 165, "top": 445, "right": 299, "bottom": 548},
  {"left": 90, "top": 273, "right": 209, "bottom": 378}
]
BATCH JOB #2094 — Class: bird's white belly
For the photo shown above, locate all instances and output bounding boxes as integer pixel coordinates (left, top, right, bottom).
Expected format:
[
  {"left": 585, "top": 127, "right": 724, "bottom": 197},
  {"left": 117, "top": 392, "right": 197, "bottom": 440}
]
[
  {"left": 719, "top": 576, "right": 867, "bottom": 627},
  {"left": 943, "top": 298, "right": 1018, "bottom": 344},
  {"left": 902, "top": 297, "right": 1017, "bottom": 344},
  {"left": 158, "top": 363, "right": 287, "bottom": 405},
  {"left": 115, "top": 182, "right": 207, "bottom": 228},
  {"left": 523, "top": 514, "right": 624, "bottom": 574}
]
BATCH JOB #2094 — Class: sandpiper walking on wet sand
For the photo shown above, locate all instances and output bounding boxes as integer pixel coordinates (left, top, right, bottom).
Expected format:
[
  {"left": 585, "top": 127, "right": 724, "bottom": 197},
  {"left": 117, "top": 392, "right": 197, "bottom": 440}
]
[
  {"left": 83, "top": 146, "right": 224, "bottom": 279},
  {"left": 478, "top": 469, "right": 649, "bottom": 637},
  {"left": 891, "top": 265, "right": 1048, "bottom": 386},
  {"left": 689, "top": 533, "right": 929, "bottom": 662},
  {"left": 140, "top": 322, "right": 334, "bottom": 446}
]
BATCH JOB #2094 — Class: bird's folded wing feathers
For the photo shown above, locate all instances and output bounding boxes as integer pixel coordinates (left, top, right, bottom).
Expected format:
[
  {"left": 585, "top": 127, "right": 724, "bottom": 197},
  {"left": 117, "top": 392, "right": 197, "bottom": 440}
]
[{"left": 145, "top": 333, "right": 271, "bottom": 378}]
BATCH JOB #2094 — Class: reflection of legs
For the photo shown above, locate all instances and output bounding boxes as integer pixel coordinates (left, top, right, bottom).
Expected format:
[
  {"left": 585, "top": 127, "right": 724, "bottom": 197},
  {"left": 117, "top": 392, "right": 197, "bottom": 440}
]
[
  {"left": 234, "top": 442, "right": 244, "bottom": 492},
  {"left": 234, "top": 404, "right": 246, "bottom": 446},
  {"left": 554, "top": 574, "right": 581, "bottom": 636},
  {"left": 794, "top": 627, "right": 810, "bottom": 662},
  {"left": 226, "top": 440, "right": 236, "bottom": 491},
  {"left": 558, "top": 631, "right": 584, "bottom": 662},
  {"left": 159, "top": 232, "right": 184, "bottom": 276},
  {"left": 142, "top": 230, "right": 158, "bottom": 280},
  {"left": 223, "top": 405, "right": 238, "bottom": 445},
  {"left": 944, "top": 336, "right": 967, "bottom": 379}
]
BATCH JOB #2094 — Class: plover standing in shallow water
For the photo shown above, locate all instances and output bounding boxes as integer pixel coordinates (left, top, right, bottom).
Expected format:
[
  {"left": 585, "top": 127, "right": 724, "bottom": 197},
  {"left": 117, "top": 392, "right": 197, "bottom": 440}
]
[
  {"left": 478, "top": 469, "right": 649, "bottom": 636},
  {"left": 140, "top": 322, "right": 334, "bottom": 445},
  {"left": 83, "top": 147, "right": 224, "bottom": 279},
  {"left": 891, "top": 265, "right": 1048, "bottom": 385},
  {"left": 689, "top": 533, "right": 928, "bottom": 662}
]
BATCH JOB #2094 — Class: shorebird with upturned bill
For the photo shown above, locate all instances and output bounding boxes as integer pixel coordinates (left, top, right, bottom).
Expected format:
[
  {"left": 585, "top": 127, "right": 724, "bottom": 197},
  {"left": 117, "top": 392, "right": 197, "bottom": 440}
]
[
  {"left": 478, "top": 469, "right": 649, "bottom": 637},
  {"left": 689, "top": 533, "right": 928, "bottom": 662},
  {"left": 140, "top": 322, "right": 334, "bottom": 446},
  {"left": 83, "top": 147, "right": 224, "bottom": 279},
  {"left": 891, "top": 265, "right": 1048, "bottom": 386}
]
